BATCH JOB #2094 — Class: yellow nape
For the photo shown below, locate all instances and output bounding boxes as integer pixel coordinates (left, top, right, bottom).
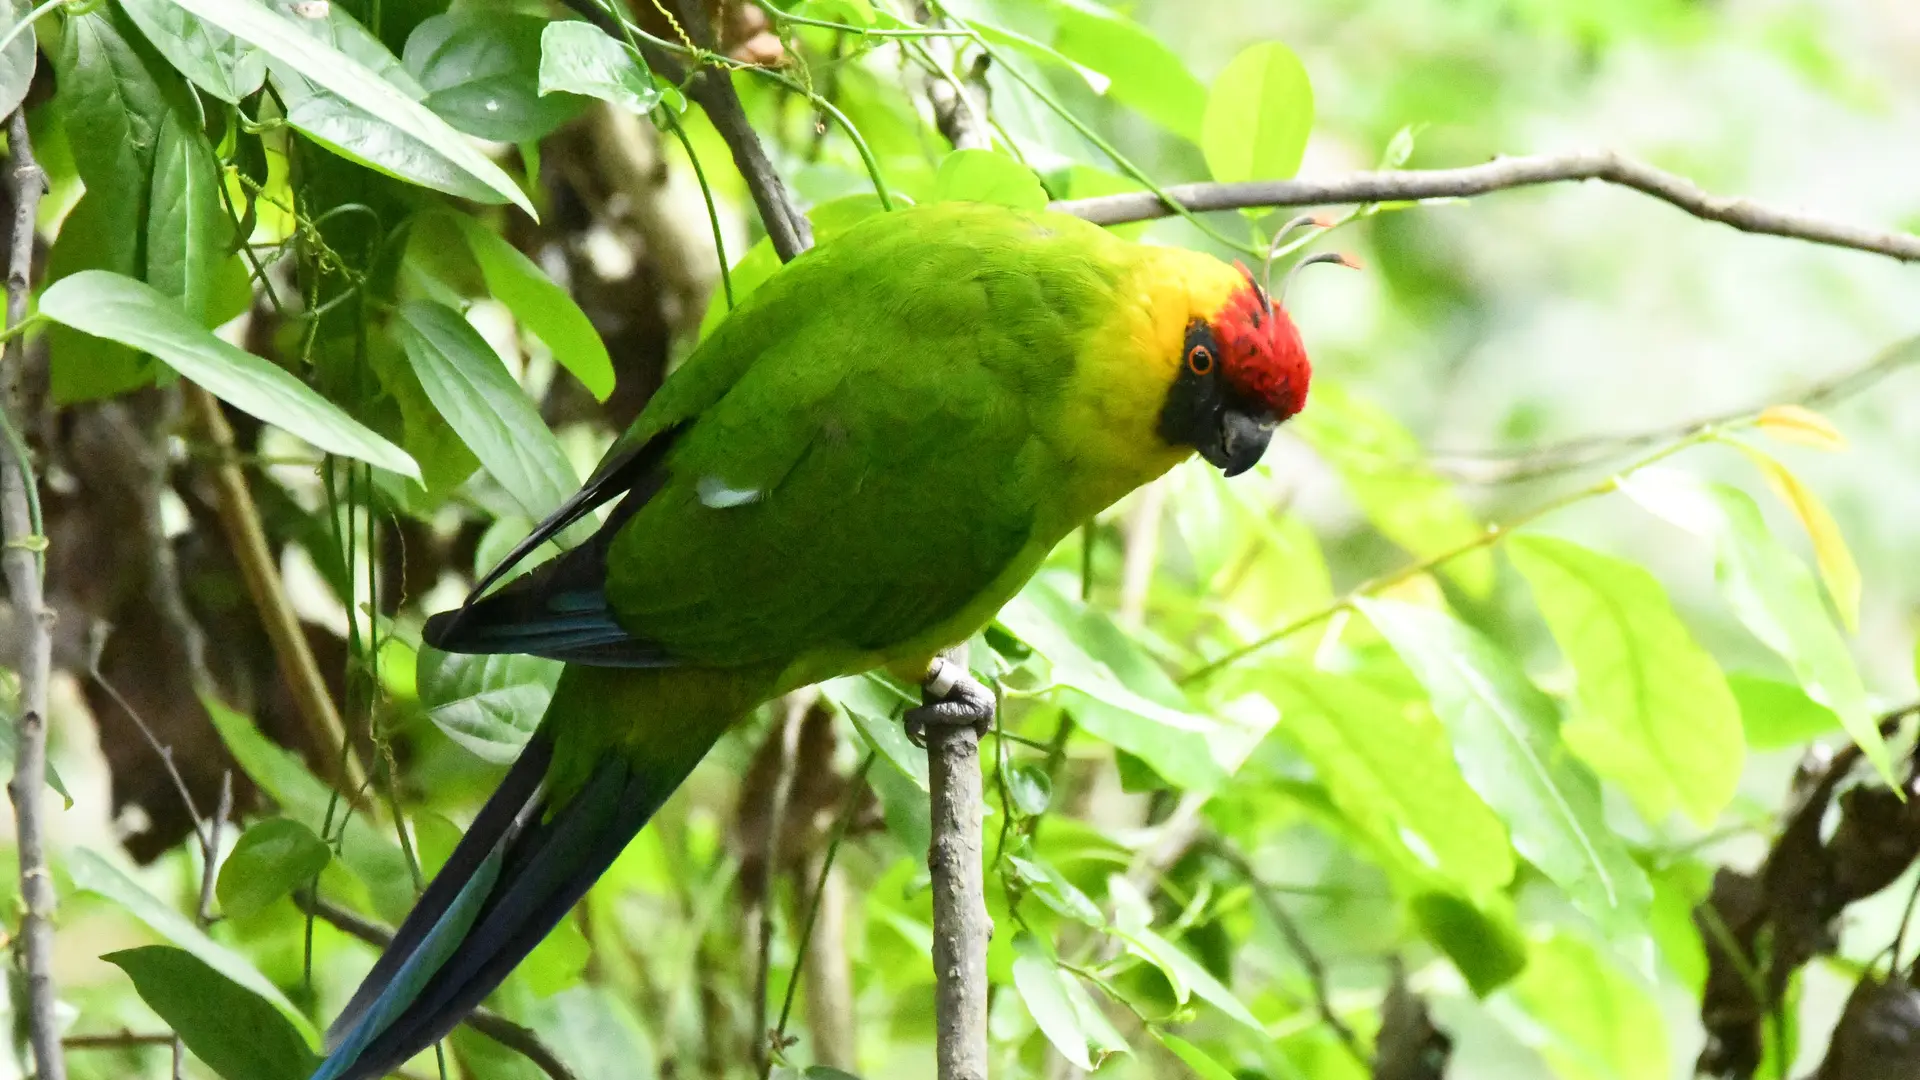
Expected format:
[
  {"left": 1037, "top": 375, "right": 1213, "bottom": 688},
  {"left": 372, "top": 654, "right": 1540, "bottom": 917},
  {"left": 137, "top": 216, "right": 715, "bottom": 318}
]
[{"left": 1044, "top": 244, "right": 1252, "bottom": 525}]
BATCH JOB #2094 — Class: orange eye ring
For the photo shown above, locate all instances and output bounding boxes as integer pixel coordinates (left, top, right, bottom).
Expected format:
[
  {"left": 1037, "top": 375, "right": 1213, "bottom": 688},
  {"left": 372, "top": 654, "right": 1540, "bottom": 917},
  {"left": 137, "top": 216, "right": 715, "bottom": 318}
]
[{"left": 1187, "top": 345, "right": 1215, "bottom": 376}]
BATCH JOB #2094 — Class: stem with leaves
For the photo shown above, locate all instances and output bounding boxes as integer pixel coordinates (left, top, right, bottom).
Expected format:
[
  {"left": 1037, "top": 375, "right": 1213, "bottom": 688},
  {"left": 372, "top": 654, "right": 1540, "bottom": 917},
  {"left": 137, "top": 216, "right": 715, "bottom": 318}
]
[{"left": 1, "top": 107, "right": 64, "bottom": 1080}]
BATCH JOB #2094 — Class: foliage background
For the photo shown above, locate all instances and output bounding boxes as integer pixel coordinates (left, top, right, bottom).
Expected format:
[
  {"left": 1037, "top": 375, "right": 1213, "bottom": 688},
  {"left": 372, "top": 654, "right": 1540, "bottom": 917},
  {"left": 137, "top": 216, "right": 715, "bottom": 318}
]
[{"left": 1, "top": 0, "right": 1918, "bottom": 1078}]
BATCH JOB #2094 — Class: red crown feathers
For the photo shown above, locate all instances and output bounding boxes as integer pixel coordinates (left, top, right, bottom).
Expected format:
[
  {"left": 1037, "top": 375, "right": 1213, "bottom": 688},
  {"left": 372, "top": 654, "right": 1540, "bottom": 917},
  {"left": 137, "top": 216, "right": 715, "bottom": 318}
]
[{"left": 1213, "top": 263, "right": 1310, "bottom": 422}]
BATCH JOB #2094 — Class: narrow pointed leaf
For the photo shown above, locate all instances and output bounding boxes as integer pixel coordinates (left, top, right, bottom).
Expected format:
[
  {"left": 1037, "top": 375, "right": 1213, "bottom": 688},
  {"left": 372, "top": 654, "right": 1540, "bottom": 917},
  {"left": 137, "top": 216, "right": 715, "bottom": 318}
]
[
  {"left": 444, "top": 213, "right": 615, "bottom": 400},
  {"left": 1732, "top": 441, "right": 1861, "bottom": 632},
  {"left": 39, "top": 272, "right": 419, "bottom": 478}
]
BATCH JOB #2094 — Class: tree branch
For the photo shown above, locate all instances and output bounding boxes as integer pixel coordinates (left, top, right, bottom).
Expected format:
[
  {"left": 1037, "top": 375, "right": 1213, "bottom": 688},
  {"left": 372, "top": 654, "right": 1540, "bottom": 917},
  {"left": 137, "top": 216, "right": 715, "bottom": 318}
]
[
  {"left": 296, "top": 894, "right": 578, "bottom": 1080},
  {"left": 1049, "top": 149, "right": 1920, "bottom": 262},
  {"left": 183, "top": 382, "right": 360, "bottom": 793},
  {"left": 924, "top": 646, "right": 990, "bottom": 1080},
  {"left": 2, "top": 107, "right": 64, "bottom": 1080}
]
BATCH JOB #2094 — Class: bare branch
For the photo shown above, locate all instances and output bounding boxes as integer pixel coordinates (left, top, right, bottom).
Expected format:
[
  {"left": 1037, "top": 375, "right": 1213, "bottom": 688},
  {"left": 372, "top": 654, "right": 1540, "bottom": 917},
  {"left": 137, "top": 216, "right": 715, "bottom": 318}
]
[
  {"left": 923, "top": 647, "right": 990, "bottom": 1080},
  {"left": 296, "top": 894, "right": 579, "bottom": 1080},
  {"left": 183, "top": 382, "right": 360, "bottom": 792},
  {"left": 2, "top": 106, "right": 64, "bottom": 1080},
  {"left": 1050, "top": 149, "right": 1920, "bottom": 262}
]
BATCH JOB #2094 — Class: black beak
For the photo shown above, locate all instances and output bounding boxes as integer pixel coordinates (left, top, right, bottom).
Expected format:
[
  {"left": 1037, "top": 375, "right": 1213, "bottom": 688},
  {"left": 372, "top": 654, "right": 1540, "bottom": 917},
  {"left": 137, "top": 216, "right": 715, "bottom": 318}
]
[{"left": 1199, "top": 405, "right": 1275, "bottom": 477}]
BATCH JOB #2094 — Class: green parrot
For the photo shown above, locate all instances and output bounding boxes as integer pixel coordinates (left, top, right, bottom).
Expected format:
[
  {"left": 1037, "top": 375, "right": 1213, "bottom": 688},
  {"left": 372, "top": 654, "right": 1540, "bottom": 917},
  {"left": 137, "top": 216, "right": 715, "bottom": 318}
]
[{"left": 314, "top": 202, "right": 1321, "bottom": 1080}]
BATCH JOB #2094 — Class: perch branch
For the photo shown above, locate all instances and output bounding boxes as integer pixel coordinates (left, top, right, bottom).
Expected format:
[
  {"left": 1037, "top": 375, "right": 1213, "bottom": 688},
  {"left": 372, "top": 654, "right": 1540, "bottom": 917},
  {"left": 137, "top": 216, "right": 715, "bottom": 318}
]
[
  {"left": 183, "top": 382, "right": 360, "bottom": 793},
  {"left": 296, "top": 894, "right": 578, "bottom": 1080},
  {"left": 1050, "top": 149, "right": 1920, "bottom": 263},
  {"left": 2, "top": 107, "right": 63, "bottom": 1080},
  {"left": 924, "top": 645, "right": 990, "bottom": 1080}
]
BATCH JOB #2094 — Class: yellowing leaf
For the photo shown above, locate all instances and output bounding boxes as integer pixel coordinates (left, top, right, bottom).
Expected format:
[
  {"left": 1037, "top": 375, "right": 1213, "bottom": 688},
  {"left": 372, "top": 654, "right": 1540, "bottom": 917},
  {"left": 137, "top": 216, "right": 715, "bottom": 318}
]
[
  {"left": 1754, "top": 404, "right": 1847, "bottom": 452},
  {"left": 1733, "top": 441, "right": 1861, "bottom": 633}
]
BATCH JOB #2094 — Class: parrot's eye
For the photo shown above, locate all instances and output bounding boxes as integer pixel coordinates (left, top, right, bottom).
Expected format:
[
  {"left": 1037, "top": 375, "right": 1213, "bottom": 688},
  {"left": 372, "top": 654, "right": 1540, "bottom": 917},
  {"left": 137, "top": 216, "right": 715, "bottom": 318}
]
[{"left": 1186, "top": 344, "right": 1214, "bottom": 376}]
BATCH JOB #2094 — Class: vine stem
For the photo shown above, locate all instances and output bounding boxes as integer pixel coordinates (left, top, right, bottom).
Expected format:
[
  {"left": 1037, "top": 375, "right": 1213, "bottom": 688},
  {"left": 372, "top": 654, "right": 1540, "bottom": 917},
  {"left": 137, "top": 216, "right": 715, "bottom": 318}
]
[
  {"left": 1, "top": 107, "right": 64, "bottom": 1080},
  {"left": 1182, "top": 425, "right": 1721, "bottom": 685}
]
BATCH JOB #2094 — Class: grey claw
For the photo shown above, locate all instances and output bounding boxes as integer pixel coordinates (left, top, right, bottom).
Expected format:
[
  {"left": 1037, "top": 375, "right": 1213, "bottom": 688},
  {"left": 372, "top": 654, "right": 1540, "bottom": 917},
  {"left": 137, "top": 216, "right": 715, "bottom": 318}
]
[{"left": 905, "top": 658, "right": 996, "bottom": 745}]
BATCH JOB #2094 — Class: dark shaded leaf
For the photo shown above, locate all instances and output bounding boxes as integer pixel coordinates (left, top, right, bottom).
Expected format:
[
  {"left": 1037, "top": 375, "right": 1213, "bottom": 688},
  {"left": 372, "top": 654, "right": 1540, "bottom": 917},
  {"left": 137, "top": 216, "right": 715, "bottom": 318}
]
[{"left": 106, "top": 946, "right": 317, "bottom": 1080}]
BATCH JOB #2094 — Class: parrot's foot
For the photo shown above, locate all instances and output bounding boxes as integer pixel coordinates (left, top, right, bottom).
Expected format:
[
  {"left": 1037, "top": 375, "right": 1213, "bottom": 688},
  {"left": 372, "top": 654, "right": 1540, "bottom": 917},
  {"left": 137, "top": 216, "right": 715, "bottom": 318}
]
[{"left": 905, "top": 657, "right": 995, "bottom": 747}]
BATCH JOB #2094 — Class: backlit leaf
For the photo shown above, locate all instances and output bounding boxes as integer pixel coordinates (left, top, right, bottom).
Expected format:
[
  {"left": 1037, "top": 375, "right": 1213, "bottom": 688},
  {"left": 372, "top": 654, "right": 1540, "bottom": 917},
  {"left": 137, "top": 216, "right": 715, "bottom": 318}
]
[
  {"left": 1732, "top": 441, "right": 1860, "bottom": 632},
  {"left": 1754, "top": 404, "right": 1847, "bottom": 452},
  {"left": 934, "top": 149, "right": 1049, "bottom": 210},
  {"left": 1202, "top": 41, "right": 1314, "bottom": 183},
  {"left": 1496, "top": 932, "right": 1667, "bottom": 1080},
  {"left": 443, "top": 212, "right": 615, "bottom": 401}
]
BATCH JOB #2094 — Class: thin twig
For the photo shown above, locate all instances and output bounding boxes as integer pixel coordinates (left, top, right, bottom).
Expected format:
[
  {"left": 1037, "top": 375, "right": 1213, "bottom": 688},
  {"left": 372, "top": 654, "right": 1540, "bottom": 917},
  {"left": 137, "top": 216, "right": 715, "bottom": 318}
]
[
  {"left": 2, "top": 106, "right": 64, "bottom": 1080},
  {"left": 183, "top": 381, "right": 361, "bottom": 792},
  {"left": 751, "top": 696, "right": 806, "bottom": 1077},
  {"left": 61, "top": 1032, "right": 176, "bottom": 1050},
  {"left": 1210, "top": 838, "right": 1365, "bottom": 1064},
  {"left": 1050, "top": 149, "right": 1920, "bottom": 263},
  {"left": 673, "top": 0, "right": 810, "bottom": 261},
  {"left": 296, "top": 894, "right": 578, "bottom": 1080},
  {"left": 926, "top": 646, "right": 990, "bottom": 1080},
  {"left": 771, "top": 753, "right": 875, "bottom": 1067}
]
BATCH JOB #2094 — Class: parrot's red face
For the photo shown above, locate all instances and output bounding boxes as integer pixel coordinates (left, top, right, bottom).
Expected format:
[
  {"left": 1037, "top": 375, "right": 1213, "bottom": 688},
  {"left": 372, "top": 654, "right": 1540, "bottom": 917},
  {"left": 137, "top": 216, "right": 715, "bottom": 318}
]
[{"left": 1157, "top": 268, "right": 1312, "bottom": 478}]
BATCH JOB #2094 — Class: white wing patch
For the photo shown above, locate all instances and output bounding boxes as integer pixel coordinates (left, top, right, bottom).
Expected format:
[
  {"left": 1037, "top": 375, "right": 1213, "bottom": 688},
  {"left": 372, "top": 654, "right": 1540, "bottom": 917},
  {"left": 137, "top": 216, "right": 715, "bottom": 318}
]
[{"left": 697, "top": 474, "right": 763, "bottom": 509}]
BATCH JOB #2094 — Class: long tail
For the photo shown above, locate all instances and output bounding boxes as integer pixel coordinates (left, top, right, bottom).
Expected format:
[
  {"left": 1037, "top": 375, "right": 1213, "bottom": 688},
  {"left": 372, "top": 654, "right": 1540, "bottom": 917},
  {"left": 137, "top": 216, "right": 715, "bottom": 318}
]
[{"left": 312, "top": 671, "right": 731, "bottom": 1080}]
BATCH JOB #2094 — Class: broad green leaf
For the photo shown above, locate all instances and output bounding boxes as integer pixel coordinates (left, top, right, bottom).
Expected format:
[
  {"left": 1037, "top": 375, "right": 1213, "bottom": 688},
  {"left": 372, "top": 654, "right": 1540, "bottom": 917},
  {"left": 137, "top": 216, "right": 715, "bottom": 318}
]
[
  {"left": 1202, "top": 41, "right": 1314, "bottom": 183},
  {"left": 1620, "top": 470, "right": 1891, "bottom": 785},
  {"left": 39, "top": 272, "right": 419, "bottom": 478},
  {"left": 1648, "top": 864, "right": 1710, "bottom": 996},
  {"left": 1754, "top": 404, "right": 1846, "bottom": 452},
  {"left": 1357, "top": 599, "right": 1650, "bottom": 930},
  {"left": 537, "top": 20, "right": 664, "bottom": 114},
  {"left": 965, "top": 19, "right": 1111, "bottom": 94},
  {"left": 45, "top": 9, "right": 166, "bottom": 402},
  {"left": 1497, "top": 933, "right": 1667, "bottom": 1080},
  {"left": 1410, "top": 891, "right": 1528, "bottom": 996},
  {"left": 1729, "top": 674, "right": 1842, "bottom": 748},
  {"left": 934, "top": 148, "right": 1049, "bottom": 210},
  {"left": 1005, "top": 854, "right": 1104, "bottom": 928},
  {"left": 201, "top": 695, "right": 416, "bottom": 923},
  {"left": 120, "top": 0, "right": 265, "bottom": 103},
  {"left": 1045, "top": 0, "right": 1204, "bottom": 142},
  {"left": 70, "top": 848, "right": 315, "bottom": 1038},
  {"left": 405, "top": 12, "right": 581, "bottom": 142},
  {"left": 1293, "top": 379, "right": 1493, "bottom": 597},
  {"left": 169, "top": 0, "right": 533, "bottom": 211},
  {"left": 1155, "top": 1032, "right": 1238, "bottom": 1080},
  {"left": 0, "top": 0, "right": 36, "bottom": 118},
  {"left": 147, "top": 109, "right": 234, "bottom": 327},
  {"left": 416, "top": 647, "right": 561, "bottom": 763},
  {"left": 1732, "top": 441, "right": 1860, "bottom": 632},
  {"left": 998, "top": 575, "right": 1274, "bottom": 791},
  {"left": 1266, "top": 663, "right": 1514, "bottom": 896},
  {"left": 1007, "top": 764, "right": 1052, "bottom": 816},
  {"left": 393, "top": 299, "right": 582, "bottom": 529},
  {"left": 822, "top": 674, "right": 926, "bottom": 790},
  {"left": 216, "top": 818, "right": 333, "bottom": 919},
  {"left": 1508, "top": 535, "right": 1745, "bottom": 827},
  {"left": 106, "top": 946, "right": 318, "bottom": 1080},
  {"left": 444, "top": 213, "right": 615, "bottom": 401},
  {"left": 1013, "top": 933, "right": 1092, "bottom": 1070}
]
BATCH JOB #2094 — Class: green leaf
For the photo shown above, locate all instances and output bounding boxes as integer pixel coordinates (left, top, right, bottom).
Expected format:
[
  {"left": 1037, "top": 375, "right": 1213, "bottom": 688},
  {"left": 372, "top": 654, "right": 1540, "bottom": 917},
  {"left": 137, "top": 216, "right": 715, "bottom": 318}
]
[
  {"left": 147, "top": 109, "right": 234, "bottom": 327},
  {"left": 1356, "top": 598, "right": 1651, "bottom": 931},
  {"left": 1043, "top": 0, "right": 1205, "bottom": 142},
  {"left": 965, "top": 19, "right": 1111, "bottom": 95},
  {"left": 171, "top": 0, "right": 533, "bottom": 211},
  {"left": 1508, "top": 534, "right": 1745, "bottom": 827},
  {"left": 1013, "top": 933, "right": 1092, "bottom": 1070},
  {"left": 1497, "top": 932, "right": 1667, "bottom": 1080},
  {"left": 0, "top": 0, "right": 37, "bottom": 118},
  {"left": 416, "top": 647, "right": 561, "bottom": 763},
  {"left": 443, "top": 213, "right": 615, "bottom": 401},
  {"left": 393, "top": 299, "right": 582, "bottom": 527},
  {"left": 1154, "top": 1032, "right": 1238, "bottom": 1080},
  {"left": 45, "top": 9, "right": 166, "bottom": 402},
  {"left": 1410, "top": 891, "right": 1528, "bottom": 996},
  {"left": 405, "top": 12, "right": 581, "bottom": 142},
  {"left": 537, "top": 20, "right": 663, "bottom": 114},
  {"left": 1293, "top": 379, "right": 1493, "bottom": 597},
  {"left": 1108, "top": 882, "right": 1263, "bottom": 1034},
  {"left": 1005, "top": 854, "right": 1104, "bottom": 928},
  {"left": 998, "top": 575, "right": 1274, "bottom": 792},
  {"left": 215, "top": 817, "right": 332, "bottom": 919},
  {"left": 1648, "top": 863, "right": 1710, "bottom": 996},
  {"left": 201, "top": 694, "right": 416, "bottom": 923},
  {"left": 1007, "top": 764, "right": 1052, "bottom": 816},
  {"left": 120, "top": 0, "right": 265, "bottom": 103},
  {"left": 1620, "top": 470, "right": 1891, "bottom": 785},
  {"left": 70, "top": 848, "right": 316, "bottom": 1038},
  {"left": 1201, "top": 41, "right": 1314, "bottom": 183},
  {"left": 697, "top": 193, "right": 894, "bottom": 340},
  {"left": 1266, "top": 663, "right": 1514, "bottom": 896},
  {"left": 105, "top": 946, "right": 318, "bottom": 1080},
  {"left": 933, "top": 149, "right": 1049, "bottom": 210},
  {"left": 39, "top": 272, "right": 420, "bottom": 479},
  {"left": 1732, "top": 441, "right": 1861, "bottom": 633},
  {"left": 1729, "top": 673, "right": 1842, "bottom": 748},
  {"left": 822, "top": 674, "right": 926, "bottom": 790}
]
